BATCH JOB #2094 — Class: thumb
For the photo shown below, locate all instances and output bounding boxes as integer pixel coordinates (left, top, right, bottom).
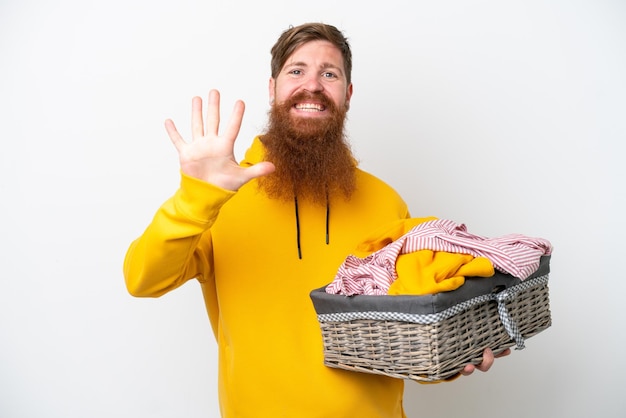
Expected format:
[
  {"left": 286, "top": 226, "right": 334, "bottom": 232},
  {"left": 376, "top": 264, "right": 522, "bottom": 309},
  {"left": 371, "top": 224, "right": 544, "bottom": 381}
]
[{"left": 245, "top": 161, "right": 276, "bottom": 180}]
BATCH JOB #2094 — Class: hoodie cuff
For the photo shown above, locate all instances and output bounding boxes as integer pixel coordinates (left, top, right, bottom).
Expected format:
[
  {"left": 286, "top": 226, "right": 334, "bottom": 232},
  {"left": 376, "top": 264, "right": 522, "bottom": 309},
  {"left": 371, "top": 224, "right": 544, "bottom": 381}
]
[{"left": 173, "top": 171, "right": 237, "bottom": 224}]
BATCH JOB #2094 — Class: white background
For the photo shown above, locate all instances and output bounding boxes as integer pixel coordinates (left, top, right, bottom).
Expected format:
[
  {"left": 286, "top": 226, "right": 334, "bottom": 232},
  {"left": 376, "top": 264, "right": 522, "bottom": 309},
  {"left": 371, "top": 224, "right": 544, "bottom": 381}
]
[{"left": 1, "top": 0, "right": 624, "bottom": 417}]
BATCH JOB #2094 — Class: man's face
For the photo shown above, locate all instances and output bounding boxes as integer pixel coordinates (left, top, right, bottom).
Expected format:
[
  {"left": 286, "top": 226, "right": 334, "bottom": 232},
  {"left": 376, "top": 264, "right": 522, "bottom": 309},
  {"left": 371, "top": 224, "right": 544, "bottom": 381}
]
[{"left": 269, "top": 40, "right": 353, "bottom": 119}]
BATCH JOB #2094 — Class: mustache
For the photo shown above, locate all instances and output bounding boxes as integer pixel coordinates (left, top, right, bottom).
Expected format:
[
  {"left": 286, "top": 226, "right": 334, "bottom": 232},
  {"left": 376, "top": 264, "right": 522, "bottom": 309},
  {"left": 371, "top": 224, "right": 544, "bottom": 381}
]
[{"left": 284, "top": 90, "right": 335, "bottom": 109}]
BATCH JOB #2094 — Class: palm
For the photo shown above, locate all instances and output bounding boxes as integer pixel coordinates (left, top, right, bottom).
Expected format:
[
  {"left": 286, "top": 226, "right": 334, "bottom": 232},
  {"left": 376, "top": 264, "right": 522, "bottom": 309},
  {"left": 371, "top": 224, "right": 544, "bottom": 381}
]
[{"left": 165, "top": 90, "right": 274, "bottom": 191}]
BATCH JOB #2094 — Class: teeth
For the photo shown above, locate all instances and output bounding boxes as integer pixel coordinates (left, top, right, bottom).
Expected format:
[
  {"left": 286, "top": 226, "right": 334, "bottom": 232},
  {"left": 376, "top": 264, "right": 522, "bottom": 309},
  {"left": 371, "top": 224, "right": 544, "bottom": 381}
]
[{"left": 295, "top": 103, "right": 324, "bottom": 111}]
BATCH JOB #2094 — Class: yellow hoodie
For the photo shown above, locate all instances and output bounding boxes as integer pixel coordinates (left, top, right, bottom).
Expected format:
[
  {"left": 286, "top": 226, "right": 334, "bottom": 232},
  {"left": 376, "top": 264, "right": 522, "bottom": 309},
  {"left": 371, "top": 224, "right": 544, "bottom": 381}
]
[{"left": 124, "top": 137, "right": 410, "bottom": 418}]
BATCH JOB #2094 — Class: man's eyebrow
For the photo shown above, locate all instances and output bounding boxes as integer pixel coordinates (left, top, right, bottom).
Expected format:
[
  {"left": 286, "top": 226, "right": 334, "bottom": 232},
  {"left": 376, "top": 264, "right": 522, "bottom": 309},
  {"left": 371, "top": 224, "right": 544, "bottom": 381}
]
[
  {"left": 320, "top": 63, "right": 344, "bottom": 74},
  {"left": 284, "top": 61, "right": 344, "bottom": 75},
  {"left": 283, "top": 61, "right": 306, "bottom": 69}
]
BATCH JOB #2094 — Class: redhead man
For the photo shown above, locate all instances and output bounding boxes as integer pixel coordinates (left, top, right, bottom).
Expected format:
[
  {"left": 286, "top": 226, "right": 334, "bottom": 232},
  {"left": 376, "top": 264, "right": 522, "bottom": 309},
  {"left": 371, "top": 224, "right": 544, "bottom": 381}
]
[{"left": 124, "top": 22, "right": 506, "bottom": 417}]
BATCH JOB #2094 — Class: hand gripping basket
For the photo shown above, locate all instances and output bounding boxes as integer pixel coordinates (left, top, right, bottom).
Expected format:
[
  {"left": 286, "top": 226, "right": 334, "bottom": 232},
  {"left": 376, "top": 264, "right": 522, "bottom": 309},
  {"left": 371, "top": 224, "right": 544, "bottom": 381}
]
[{"left": 309, "top": 256, "right": 551, "bottom": 382}]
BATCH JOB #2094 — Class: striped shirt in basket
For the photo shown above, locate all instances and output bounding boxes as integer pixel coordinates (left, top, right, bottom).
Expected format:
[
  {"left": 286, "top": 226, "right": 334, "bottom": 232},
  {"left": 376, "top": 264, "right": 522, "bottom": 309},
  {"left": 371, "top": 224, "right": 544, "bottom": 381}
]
[{"left": 327, "top": 218, "right": 553, "bottom": 296}]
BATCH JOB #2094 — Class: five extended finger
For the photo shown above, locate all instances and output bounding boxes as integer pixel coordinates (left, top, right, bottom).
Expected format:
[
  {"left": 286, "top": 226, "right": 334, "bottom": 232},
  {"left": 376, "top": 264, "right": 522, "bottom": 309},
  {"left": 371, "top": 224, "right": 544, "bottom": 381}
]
[
  {"left": 165, "top": 119, "right": 185, "bottom": 151},
  {"left": 205, "top": 89, "right": 221, "bottom": 137},
  {"left": 191, "top": 96, "right": 205, "bottom": 139},
  {"left": 222, "top": 100, "right": 245, "bottom": 145}
]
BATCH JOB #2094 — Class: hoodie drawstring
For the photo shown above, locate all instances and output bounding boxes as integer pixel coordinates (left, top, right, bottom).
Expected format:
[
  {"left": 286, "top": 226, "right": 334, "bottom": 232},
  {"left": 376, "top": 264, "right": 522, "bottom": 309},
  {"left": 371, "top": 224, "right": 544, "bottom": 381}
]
[
  {"left": 294, "top": 196, "right": 302, "bottom": 259},
  {"left": 294, "top": 195, "right": 330, "bottom": 259},
  {"left": 325, "top": 191, "right": 330, "bottom": 245},
  {"left": 326, "top": 195, "right": 330, "bottom": 245}
]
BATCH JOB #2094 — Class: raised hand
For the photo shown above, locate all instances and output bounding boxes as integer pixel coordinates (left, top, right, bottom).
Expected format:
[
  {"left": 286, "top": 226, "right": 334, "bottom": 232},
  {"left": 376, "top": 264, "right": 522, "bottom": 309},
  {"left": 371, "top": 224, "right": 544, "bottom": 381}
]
[{"left": 165, "top": 89, "right": 275, "bottom": 191}]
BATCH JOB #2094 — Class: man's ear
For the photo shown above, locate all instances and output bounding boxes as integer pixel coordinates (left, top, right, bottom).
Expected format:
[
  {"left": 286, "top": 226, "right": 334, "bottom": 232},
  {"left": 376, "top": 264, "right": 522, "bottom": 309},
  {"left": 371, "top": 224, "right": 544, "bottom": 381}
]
[
  {"left": 268, "top": 78, "right": 276, "bottom": 105},
  {"left": 345, "top": 83, "right": 354, "bottom": 110}
]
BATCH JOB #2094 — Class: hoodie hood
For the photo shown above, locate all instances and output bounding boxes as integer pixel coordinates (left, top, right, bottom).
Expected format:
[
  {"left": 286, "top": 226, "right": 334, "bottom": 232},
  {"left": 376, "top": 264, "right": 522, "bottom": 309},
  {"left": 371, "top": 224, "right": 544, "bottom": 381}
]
[{"left": 240, "top": 136, "right": 266, "bottom": 167}]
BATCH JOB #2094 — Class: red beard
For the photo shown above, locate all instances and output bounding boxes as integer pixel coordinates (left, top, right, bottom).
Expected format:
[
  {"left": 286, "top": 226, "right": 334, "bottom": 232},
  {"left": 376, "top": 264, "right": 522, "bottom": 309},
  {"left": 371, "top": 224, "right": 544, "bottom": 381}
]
[{"left": 258, "top": 91, "right": 357, "bottom": 205}]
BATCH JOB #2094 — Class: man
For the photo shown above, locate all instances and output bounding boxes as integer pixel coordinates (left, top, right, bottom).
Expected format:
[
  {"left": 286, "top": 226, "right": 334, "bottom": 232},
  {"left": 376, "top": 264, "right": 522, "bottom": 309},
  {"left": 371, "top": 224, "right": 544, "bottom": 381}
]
[{"left": 124, "top": 22, "right": 504, "bottom": 417}]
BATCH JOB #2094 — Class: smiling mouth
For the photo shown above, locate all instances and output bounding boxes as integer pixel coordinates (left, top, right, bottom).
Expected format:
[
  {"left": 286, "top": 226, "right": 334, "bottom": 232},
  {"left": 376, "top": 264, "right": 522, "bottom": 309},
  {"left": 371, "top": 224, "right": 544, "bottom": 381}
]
[{"left": 294, "top": 103, "right": 326, "bottom": 112}]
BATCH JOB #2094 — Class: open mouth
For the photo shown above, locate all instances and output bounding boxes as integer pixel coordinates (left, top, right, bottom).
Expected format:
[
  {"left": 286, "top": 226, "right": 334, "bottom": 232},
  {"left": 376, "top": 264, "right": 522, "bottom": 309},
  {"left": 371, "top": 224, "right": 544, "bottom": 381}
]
[{"left": 294, "top": 103, "right": 326, "bottom": 112}]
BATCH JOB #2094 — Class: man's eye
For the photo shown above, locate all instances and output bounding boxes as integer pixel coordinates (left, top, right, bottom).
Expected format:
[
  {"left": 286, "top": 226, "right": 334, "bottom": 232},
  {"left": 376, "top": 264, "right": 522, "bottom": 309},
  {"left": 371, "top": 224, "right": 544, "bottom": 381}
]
[
  {"left": 290, "top": 69, "right": 302, "bottom": 75},
  {"left": 323, "top": 72, "right": 337, "bottom": 78}
]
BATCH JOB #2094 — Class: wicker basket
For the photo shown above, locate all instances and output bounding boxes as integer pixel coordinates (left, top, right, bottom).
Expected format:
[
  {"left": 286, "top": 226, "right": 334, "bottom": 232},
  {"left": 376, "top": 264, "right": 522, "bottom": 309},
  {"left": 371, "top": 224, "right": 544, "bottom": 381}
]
[{"left": 309, "top": 256, "right": 551, "bottom": 382}]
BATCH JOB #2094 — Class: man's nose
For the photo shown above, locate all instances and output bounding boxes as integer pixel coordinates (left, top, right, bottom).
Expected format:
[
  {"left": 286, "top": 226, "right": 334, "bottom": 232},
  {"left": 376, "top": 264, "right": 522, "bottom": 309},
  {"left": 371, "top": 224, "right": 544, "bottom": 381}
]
[{"left": 302, "top": 74, "right": 323, "bottom": 93}]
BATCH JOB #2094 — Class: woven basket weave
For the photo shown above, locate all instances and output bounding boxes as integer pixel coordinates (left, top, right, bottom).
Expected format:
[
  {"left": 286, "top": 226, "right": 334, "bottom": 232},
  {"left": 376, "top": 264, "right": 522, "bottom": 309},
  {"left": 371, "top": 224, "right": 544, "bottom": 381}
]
[{"left": 310, "top": 267, "right": 551, "bottom": 382}]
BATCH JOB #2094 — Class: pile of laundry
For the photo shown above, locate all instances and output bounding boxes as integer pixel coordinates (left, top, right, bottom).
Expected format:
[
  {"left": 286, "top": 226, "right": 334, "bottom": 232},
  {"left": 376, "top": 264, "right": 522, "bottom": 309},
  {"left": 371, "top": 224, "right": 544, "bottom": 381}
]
[{"left": 325, "top": 217, "right": 553, "bottom": 297}]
